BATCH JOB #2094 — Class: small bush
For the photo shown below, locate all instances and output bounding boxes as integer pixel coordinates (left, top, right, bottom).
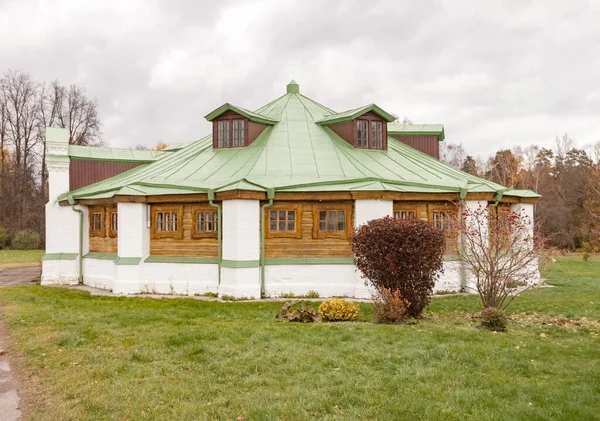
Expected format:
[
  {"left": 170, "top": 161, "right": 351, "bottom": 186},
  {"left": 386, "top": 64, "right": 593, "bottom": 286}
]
[
  {"left": 276, "top": 301, "right": 320, "bottom": 323},
  {"left": 11, "top": 230, "right": 41, "bottom": 250},
  {"left": 352, "top": 216, "right": 445, "bottom": 318},
  {"left": 305, "top": 290, "right": 320, "bottom": 299},
  {"left": 0, "top": 226, "right": 7, "bottom": 248},
  {"left": 318, "top": 299, "right": 360, "bottom": 322},
  {"left": 372, "top": 288, "right": 410, "bottom": 324},
  {"left": 202, "top": 291, "right": 219, "bottom": 297},
  {"left": 582, "top": 252, "right": 591, "bottom": 262},
  {"left": 221, "top": 295, "right": 254, "bottom": 301},
  {"left": 280, "top": 290, "right": 320, "bottom": 299},
  {"left": 479, "top": 307, "right": 508, "bottom": 332}
]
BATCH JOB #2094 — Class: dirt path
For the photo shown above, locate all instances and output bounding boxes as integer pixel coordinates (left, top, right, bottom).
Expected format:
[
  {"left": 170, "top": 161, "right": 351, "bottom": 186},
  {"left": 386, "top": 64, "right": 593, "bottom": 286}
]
[
  {"left": 0, "top": 321, "right": 21, "bottom": 421},
  {"left": 0, "top": 266, "right": 39, "bottom": 420},
  {"left": 0, "top": 267, "right": 40, "bottom": 288}
]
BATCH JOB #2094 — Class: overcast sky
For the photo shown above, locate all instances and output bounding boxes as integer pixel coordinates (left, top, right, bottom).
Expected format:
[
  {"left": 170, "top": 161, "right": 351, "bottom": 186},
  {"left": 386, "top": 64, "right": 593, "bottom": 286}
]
[{"left": 1, "top": 0, "right": 599, "bottom": 156}]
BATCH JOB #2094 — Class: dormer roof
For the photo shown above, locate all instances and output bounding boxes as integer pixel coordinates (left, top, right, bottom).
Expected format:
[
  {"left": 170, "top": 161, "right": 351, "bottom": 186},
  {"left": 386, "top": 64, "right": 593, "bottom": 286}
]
[
  {"left": 204, "top": 103, "right": 279, "bottom": 125},
  {"left": 316, "top": 104, "right": 396, "bottom": 125},
  {"left": 388, "top": 124, "right": 446, "bottom": 141}
]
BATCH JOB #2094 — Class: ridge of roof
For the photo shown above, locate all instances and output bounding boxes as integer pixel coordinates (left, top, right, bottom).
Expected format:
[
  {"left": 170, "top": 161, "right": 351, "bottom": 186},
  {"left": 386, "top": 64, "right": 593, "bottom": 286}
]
[
  {"left": 316, "top": 104, "right": 396, "bottom": 125},
  {"left": 68, "top": 145, "right": 166, "bottom": 163},
  {"left": 387, "top": 124, "right": 445, "bottom": 141},
  {"left": 204, "top": 103, "right": 279, "bottom": 125}
]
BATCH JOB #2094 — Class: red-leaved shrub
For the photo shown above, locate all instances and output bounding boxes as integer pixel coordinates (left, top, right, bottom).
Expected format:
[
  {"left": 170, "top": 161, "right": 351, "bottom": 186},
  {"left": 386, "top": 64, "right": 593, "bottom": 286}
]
[
  {"left": 352, "top": 216, "right": 445, "bottom": 318},
  {"left": 372, "top": 288, "right": 410, "bottom": 324}
]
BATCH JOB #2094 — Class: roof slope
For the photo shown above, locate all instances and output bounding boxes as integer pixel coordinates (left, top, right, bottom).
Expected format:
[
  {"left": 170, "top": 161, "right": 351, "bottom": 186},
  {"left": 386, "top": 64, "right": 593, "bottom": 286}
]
[{"left": 60, "top": 85, "right": 539, "bottom": 201}]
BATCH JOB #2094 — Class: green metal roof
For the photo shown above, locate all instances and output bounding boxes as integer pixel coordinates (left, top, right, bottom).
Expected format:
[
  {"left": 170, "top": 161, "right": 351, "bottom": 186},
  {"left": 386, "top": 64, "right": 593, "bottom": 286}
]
[
  {"left": 68, "top": 145, "right": 167, "bottom": 163},
  {"left": 162, "top": 142, "right": 187, "bottom": 151},
  {"left": 503, "top": 189, "right": 542, "bottom": 198},
  {"left": 59, "top": 83, "right": 538, "bottom": 201},
  {"left": 387, "top": 124, "right": 446, "bottom": 141},
  {"left": 316, "top": 104, "right": 396, "bottom": 125},
  {"left": 204, "top": 103, "right": 279, "bottom": 125}
]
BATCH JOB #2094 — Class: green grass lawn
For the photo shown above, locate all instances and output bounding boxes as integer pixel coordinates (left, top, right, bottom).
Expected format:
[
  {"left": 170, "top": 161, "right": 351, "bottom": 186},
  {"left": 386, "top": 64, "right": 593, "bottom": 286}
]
[
  {"left": 0, "top": 257, "right": 598, "bottom": 420},
  {"left": 0, "top": 250, "right": 44, "bottom": 269}
]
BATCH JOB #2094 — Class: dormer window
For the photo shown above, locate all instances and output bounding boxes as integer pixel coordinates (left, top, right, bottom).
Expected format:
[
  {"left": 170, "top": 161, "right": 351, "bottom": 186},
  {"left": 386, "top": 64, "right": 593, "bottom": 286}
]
[
  {"left": 353, "top": 115, "right": 386, "bottom": 150},
  {"left": 217, "top": 119, "right": 246, "bottom": 148},
  {"left": 232, "top": 119, "right": 245, "bottom": 147},
  {"left": 371, "top": 121, "right": 383, "bottom": 149},
  {"left": 206, "top": 103, "right": 277, "bottom": 149},
  {"left": 357, "top": 120, "right": 369, "bottom": 148}
]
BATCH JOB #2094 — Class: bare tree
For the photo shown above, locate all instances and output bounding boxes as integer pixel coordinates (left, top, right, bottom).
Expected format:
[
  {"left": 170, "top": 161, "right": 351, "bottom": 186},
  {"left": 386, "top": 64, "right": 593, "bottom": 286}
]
[
  {"left": 0, "top": 70, "right": 43, "bottom": 231},
  {"left": 456, "top": 203, "right": 544, "bottom": 311},
  {"left": 440, "top": 142, "right": 466, "bottom": 168},
  {"left": 391, "top": 114, "right": 413, "bottom": 124},
  {"left": 0, "top": 69, "right": 104, "bottom": 243},
  {"left": 38, "top": 80, "right": 104, "bottom": 198}
]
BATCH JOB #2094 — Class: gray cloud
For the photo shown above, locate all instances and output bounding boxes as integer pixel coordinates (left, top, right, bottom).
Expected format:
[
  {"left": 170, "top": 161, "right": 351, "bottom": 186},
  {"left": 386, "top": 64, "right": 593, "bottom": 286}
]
[{"left": 1, "top": 0, "right": 599, "bottom": 156}]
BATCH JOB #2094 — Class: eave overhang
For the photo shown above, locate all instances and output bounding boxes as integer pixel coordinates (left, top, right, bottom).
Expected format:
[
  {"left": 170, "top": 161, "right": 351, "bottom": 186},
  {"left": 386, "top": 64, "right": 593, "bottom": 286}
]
[
  {"left": 204, "top": 103, "right": 279, "bottom": 125},
  {"left": 316, "top": 104, "right": 396, "bottom": 125}
]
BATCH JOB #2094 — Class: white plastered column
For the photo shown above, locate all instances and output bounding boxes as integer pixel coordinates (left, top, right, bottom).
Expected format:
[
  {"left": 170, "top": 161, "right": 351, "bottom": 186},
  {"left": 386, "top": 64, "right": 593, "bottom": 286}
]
[
  {"left": 510, "top": 202, "right": 540, "bottom": 284},
  {"left": 219, "top": 199, "right": 261, "bottom": 298},
  {"left": 112, "top": 202, "right": 150, "bottom": 294},
  {"left": 41, "top": 128, "right": 81, "bottom": 285},
  {"left": 353, "top": 199, "right": 393, "bottom": 299},
  {"left": 461, "top": 200, "right": 489, "bottom": 292}
]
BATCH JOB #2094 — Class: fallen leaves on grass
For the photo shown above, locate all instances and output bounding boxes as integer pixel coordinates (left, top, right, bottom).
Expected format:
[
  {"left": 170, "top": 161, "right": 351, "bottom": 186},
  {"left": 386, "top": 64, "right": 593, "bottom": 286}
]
[{"left": 509, "top": 312, "right": 600, "bottom": 329}]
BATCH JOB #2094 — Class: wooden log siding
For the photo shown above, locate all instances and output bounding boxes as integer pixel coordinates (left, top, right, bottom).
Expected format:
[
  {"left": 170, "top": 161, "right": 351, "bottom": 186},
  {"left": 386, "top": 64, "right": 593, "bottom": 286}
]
[
  {"left": 394, "top": 200, "right": 459, "bottom": 253},
  {"left": 70, "top": 160, "right": 140, "bottom": 191},
  {"left": 264, "top": 201, "right": 354, "bottom": 259},
  {"left": 88, "top": 205, "right": 118, "bottom": 254},
  {"left": 390, "top": 135, "right": 439, "bottom": 159},
  {"left": 149, "top": 203, "right": 218, "bottom": 258}
]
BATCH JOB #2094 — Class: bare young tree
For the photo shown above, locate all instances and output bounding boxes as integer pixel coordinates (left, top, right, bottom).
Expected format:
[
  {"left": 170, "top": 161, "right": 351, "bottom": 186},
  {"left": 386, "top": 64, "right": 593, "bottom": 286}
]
[
  {"left": 391, "top": 114, "right": 413, "bottom": 124},
  {"left": 0, "top": 70, "right": 43, "bottom": 231},
  {"left": 0, "top": 69, "right": 104, "bottom": 243},
  {"left": 456, "top": 203, "right": 543, "bottom": 311},
  {"left": 440, "top": 142, "right": 466, "bottom": 168},
  {"left": 38, "top": 80, "right": 104, "bottom": 198}
]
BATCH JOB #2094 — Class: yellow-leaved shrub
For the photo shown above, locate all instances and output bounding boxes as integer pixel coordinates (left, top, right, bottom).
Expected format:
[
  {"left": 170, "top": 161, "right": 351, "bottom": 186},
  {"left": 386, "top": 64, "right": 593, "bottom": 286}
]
[{"left": 318, "top": 299, "right": 360, "bottom": 322}]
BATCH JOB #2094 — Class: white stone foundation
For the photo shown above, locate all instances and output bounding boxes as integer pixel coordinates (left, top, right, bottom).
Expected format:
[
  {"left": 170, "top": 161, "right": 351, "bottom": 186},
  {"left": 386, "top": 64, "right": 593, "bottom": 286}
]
[
  {"left": 83, "top": 258, "right": 115, "bottom": 290},
  {"left": 265, "top": 265, "right": 357, "bottom": 298},
  {"left": 41, "top": 259, "right": 79, "bottom": 286},
  {"left": 142, "top": 263, "right": 219, "bottom": 295}
]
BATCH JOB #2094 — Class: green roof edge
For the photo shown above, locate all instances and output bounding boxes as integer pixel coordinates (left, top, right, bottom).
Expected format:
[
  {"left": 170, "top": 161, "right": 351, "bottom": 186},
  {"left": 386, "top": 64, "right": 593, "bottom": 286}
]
[
  {"left": 69, "top": 145, "right": 166, "bottom": 163},
  {"left": 316, "top": 104, "right": 396, "bottom": 125},
  {"left": 388, "top": 124, "right": 446, "bottom": 141},
  {"left": 204, "top": 103, "right": 279, "bottom": 125}
]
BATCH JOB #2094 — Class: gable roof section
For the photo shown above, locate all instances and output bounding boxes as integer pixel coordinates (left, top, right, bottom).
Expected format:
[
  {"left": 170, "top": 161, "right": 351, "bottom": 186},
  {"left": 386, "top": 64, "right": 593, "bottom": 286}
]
[
  {"left": 204, "top": 103, "right": 279, "bottom": 125},
  {"left": 388, "top": 124, "right": 446, "bottom": 141},
  {"left": 315, "top": 104, "right": 396, "bottom": 125},
  {"left": 59, "top": 84, "right": 538, "bottom": 201}
]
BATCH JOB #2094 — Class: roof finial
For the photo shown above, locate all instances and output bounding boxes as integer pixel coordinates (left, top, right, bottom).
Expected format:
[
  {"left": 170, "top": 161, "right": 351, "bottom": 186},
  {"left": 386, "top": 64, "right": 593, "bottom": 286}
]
[{"left": 287, "top": 80, "right": 299, "bottom": 94}]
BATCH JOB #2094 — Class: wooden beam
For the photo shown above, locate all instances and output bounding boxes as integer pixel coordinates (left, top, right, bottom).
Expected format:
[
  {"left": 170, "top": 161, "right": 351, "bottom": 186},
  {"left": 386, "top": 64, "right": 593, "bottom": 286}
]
[
  {"left": 147, "top": 194, "right": 208, "bottom": 203},
  {"left": 350, "top": 191, "right": 401, "bottom": 200},
  {"left": 275, "top": 192, "right": 353, "bottom": 201},
  {"left": 215, "top": 190, "right": 267, "bottom": 200}
]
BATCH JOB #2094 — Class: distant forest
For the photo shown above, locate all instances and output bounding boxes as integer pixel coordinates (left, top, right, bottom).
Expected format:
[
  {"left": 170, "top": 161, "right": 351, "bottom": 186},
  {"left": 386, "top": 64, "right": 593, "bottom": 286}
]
[
  {"left": 1, "top": 69, "right": 599, "bottom": 251},
  {"left": 439, "top": 136, "right": 600, "bottom": 251}
]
